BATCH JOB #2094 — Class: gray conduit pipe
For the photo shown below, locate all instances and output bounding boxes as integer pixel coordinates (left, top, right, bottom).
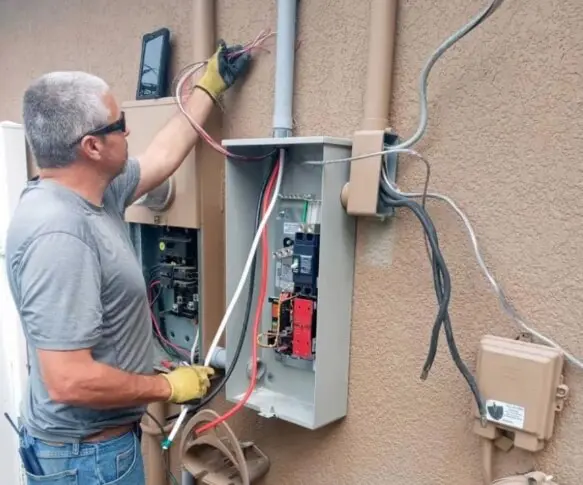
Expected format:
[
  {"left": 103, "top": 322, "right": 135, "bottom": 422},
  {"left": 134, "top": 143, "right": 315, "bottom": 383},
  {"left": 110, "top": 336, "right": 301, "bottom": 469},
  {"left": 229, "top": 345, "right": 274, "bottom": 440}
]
[{"left": 272, "top": 0, "right": 299, "bottom": 137}]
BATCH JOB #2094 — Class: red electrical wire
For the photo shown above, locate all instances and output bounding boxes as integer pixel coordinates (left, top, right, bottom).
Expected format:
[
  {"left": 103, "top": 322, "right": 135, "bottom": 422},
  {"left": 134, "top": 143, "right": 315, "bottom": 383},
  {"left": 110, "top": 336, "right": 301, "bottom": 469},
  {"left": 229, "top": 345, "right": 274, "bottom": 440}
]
[
  {"left": 176, "top": 29, "right": 277, "bottom": 162},
  {"left": 148, "top": 281, "right": 191, "bottom": 359},
  {"left": 195, "top": 157, "right": 281, "bottom": 435}
]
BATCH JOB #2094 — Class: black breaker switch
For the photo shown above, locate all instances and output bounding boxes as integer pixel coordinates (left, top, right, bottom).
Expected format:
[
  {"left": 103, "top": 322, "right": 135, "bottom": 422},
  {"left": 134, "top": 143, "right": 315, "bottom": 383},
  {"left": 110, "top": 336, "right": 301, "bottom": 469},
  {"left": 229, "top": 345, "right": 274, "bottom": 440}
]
[{"left": 291, "top": 231, "right": 320, "bottom": 296}]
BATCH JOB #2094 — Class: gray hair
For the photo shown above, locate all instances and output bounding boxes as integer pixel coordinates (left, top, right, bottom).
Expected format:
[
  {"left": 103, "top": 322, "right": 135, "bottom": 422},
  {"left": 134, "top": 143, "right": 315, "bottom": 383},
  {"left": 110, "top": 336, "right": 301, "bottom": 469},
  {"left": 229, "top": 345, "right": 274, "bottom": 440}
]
[{"left": 22, "top": 71, "right": 111, "bottom": 169}]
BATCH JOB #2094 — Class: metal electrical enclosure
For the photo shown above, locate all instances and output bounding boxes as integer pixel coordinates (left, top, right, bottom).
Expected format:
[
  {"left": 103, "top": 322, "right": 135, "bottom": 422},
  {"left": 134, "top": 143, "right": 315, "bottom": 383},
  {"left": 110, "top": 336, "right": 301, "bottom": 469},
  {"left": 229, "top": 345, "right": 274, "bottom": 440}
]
[{"left": 223, "top": 136, "right": 356, "bottom": 430}]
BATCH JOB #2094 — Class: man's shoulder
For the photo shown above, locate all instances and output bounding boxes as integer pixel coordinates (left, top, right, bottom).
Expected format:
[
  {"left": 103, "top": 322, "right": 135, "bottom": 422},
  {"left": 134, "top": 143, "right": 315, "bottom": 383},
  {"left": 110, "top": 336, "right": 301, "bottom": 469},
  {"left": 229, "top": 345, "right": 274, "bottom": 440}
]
[{"left": 5, "top": 183, "right": 95, "bottom": 262}]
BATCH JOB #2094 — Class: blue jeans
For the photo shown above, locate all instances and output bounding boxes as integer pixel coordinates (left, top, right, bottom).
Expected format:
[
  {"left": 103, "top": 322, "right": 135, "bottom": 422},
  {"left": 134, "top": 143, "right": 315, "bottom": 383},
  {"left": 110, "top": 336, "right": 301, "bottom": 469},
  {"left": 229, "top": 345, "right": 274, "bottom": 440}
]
[{"left": 21, "top": 428, "right": 145, "bottom": 485}]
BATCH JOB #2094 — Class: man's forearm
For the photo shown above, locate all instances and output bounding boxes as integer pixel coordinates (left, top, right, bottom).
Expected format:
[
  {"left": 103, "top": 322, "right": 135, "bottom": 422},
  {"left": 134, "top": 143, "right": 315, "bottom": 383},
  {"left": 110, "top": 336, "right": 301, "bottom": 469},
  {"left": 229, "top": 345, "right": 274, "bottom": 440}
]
[
  {"left": 54, "top": 360, "right": 171, "bottom": 409},
  {"left": 133, "top": 87, "right": 215, "bottom": 200}
]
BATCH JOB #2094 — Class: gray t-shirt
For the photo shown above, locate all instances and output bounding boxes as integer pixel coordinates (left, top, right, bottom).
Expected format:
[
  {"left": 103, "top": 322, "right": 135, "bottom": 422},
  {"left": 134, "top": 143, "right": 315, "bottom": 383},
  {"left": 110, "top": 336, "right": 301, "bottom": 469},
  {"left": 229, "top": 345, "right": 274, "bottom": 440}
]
[{"left": 5, "top": 158, "right": 153, "bottom": 442}]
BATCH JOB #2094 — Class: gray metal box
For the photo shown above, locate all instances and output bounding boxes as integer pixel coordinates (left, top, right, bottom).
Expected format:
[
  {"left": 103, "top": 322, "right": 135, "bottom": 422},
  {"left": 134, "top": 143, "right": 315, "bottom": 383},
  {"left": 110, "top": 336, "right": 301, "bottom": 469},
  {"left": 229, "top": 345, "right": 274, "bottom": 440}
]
[{"left": 223, "top": 136, "right": 356, "bottom": 430}]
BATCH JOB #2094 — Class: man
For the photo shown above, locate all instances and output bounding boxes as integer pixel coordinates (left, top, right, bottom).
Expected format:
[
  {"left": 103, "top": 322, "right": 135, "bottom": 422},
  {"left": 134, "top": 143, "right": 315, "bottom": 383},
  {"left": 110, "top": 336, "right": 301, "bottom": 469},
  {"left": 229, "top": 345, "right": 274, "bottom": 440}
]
[{"left": 4, "top": 40, "right": 251, "bottom": 484}]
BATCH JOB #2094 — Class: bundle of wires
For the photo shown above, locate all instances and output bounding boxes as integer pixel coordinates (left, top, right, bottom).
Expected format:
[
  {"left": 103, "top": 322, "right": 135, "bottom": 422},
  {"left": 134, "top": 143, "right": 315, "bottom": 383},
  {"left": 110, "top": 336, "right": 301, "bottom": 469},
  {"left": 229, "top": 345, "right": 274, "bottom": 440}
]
[
  {"left": 172, "top": 29, "right": 277, "bottom": 161},
  {"left": 147, "top": 278, "right": 191, "bottom": 361},
  {"left": 164, "top": 150, "right": 285, "bottom": 445},
  {"left": 166, "top": 151, "right": 280, "bottom": 423},
  {"left": 378, "top": 149, "right": 486, "bottom": 421},
  {"left": 373, "top": 0, "right": 507, "bottom": 423}
]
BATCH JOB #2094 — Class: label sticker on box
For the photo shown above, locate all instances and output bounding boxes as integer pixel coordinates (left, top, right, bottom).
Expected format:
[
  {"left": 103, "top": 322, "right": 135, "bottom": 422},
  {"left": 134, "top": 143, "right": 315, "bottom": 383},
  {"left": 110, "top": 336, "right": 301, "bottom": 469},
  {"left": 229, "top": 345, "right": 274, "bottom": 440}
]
[
  {"left": 283, "top": 222, "right": 301, "bottom": 235},
  {"left": 275, "top": 261, "right": 293, "bottom": 290},
  {"left": 485, "top": 399, "right": 525, "bottom": 429}
]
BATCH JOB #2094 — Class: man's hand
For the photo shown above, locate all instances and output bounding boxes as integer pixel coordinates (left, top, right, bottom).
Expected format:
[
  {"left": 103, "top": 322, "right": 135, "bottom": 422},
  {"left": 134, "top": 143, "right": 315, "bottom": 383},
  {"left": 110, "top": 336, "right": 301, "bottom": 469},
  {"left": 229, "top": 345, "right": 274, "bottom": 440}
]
[
  {"left": 161, "top": 365, "right": 215, "bottom": 404},
  {"left": 132, "top": 40, "right": 251, "bottom": 202},
  {"left": 38, "top": 348, "right": 173, "bottom": 409},
  {"left": 196, "top": 40, "right": 252, "bottom": 101}
]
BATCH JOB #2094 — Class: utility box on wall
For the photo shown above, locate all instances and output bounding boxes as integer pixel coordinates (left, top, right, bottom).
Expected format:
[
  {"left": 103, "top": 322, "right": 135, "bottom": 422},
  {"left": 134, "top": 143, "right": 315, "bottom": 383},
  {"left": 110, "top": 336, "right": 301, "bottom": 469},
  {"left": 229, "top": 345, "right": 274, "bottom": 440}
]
[
  {"left": 223, "top": 136, "right": 356, "bottom": 430},
  {"left": 120, "top": 97, "right": 206, "bottom": 363},
  {"left": 122, "top": 98, "right": 200, "bottom": 229}
]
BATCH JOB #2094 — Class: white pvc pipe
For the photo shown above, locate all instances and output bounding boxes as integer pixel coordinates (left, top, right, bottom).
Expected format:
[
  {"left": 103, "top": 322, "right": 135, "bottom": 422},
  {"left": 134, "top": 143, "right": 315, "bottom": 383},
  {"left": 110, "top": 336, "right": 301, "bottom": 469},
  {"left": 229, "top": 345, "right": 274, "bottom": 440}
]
[{"left": 272, "top": 0, "right": 298, "bottom": 137}]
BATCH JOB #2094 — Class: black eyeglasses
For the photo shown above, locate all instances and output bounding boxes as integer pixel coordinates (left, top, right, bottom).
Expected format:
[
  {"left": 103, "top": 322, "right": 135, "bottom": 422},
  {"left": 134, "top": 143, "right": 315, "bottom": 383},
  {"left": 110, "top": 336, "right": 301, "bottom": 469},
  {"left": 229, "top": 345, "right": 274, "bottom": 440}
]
[{"left": 70, "top": 111, "right": 126, "bottom": 146}]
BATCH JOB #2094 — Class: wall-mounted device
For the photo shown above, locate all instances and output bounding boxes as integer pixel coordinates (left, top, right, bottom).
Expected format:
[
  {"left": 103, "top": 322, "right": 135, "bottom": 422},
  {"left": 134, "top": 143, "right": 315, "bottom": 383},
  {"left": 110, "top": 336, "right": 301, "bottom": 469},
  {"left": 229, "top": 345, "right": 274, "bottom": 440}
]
[
  {"left": 120, "top": 97, "right": 209, "bottom": 366},
  {"left": 222, "top": 136, "right": 356, "bottom": 430},
  {"left": 472, "top": 335, "right": 569, "bottom": 483},
  {"left": 136, "top": 27, "right": 171, "bottom": 100}
]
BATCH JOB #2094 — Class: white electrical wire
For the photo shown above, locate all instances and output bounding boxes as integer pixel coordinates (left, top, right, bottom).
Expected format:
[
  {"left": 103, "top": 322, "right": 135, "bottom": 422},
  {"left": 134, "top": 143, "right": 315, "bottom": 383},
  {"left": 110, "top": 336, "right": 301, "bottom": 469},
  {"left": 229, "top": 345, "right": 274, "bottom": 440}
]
[
  {"left": 164, "top": 149, "right": 286, "bottom": 448},
  {"left": 303, "top": 0, "right": 583, "bottom": 370},
  {"left": 189, "top": 324, "right": 200, "bottom": 365},
  {"left": 205, "top": 150, "right": 285, "bottom": 366},
  {"left": 371, "top": 149, "right": 583, "bottom": 370},
  {"left": 385, "top": 175, "right": 583, "bottom": 370},
  {"left": 303, "top": 0, "right": 506, "bottom": 167}
]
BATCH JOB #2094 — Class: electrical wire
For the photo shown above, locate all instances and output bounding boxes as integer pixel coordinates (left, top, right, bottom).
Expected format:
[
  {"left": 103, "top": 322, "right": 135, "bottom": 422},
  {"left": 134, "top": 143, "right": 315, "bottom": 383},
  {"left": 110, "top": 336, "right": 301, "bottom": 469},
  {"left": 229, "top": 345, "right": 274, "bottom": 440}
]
[
  {"left": 189, "top": 324, "right": 200, "bottom": 365},
  {"left": 164, "top": 149, "right": 285, "bottom": 447},
  {"left": 173, "top": 29, "right": 277, "bottom": 161},
  {"left": 378, "top": 173, "right": 487, "bottom": 421},
  {"left": 148, "top": 281, "right": 191, "bottom": 360},
  {"left": 183, "top": 154, "right": 279, "bottom": 415},
  {"left": 165, "top": 152, "right": 280, "bottom": 423},
  {"left": 386, "top": 179, "right": 583, "bottom": 370},
  {"left": 391, "top": 0, "right": 505, "bottom": 151},
  {"left": 302, "top": 0, "right": 506, "bottom": 167},
  {"left": 195, "top": 150, "right": 282, "bottom": 435},
  {"left": 142, "top": 410, "right": 181, "bottom": 485}
]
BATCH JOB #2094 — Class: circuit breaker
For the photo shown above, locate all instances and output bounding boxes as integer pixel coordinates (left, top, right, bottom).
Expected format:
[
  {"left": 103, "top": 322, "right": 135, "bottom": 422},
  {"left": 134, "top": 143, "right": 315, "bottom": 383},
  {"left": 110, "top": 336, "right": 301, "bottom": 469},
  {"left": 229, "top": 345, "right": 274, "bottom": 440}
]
[
  {"left": 131, "top": 225, "right": 200, "bottom": 358},
  {"left": 222, "top": 136, "right": 356, "bottom": 430}
]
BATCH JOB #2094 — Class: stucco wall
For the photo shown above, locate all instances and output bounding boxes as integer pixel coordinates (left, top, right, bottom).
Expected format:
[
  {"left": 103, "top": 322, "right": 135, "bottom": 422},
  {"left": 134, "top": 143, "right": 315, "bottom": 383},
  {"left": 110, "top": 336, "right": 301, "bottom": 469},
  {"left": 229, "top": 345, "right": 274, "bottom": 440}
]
[{"left": 1, "top": 0, "right": 582, "bottom": 484}]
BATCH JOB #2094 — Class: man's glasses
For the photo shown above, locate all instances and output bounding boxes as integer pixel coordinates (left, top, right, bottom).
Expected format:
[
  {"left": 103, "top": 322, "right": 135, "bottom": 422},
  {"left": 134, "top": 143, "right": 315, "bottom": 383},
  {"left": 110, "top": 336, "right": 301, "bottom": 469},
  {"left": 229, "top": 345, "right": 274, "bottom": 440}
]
[{"left": 70, "top": 111, "right": 126, "bottom": 147}]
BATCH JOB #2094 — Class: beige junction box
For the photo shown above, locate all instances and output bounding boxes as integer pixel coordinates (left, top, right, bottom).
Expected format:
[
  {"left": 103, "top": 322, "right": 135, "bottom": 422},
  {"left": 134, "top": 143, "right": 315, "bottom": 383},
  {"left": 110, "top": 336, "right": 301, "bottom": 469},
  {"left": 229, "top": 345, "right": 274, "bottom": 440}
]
[{"left": 473, "top": 335, "right": 569, "bottom": 452}]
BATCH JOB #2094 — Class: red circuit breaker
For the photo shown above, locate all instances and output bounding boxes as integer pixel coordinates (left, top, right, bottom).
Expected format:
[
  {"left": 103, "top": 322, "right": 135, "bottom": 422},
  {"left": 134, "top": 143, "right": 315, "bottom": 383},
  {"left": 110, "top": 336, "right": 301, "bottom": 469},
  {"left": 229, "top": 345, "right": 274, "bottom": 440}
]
[{"left": 292, "top": 298, "right": 315, "bottom": 359}]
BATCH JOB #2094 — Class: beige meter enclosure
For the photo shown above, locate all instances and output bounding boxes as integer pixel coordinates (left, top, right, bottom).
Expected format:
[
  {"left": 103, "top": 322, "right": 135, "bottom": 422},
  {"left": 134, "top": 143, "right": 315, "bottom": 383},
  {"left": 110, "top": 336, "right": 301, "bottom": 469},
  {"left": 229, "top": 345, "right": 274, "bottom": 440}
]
[
  {"left": 122, "top": 97, "right": 200, "bottom": 229},
  {"left": 119, "top": 96, "right": 227, "bottom": 363},
  {"left": 473, "top": 335, "right": 569, "bottom": 452}
]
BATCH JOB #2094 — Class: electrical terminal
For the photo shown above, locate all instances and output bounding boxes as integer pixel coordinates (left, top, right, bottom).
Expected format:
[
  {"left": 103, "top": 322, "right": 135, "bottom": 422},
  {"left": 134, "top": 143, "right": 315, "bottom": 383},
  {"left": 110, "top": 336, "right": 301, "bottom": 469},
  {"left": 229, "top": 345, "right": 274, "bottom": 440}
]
[{"left": 272, "top": 246, "right": 294, "bottom": 259}]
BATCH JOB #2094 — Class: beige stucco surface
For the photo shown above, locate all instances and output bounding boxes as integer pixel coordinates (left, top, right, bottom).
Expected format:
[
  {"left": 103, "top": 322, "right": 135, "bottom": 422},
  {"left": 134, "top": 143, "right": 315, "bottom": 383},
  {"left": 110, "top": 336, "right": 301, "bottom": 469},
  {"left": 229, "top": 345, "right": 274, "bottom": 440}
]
[{"left": 1, "top": 0, "right": 582, "bottom": 483}]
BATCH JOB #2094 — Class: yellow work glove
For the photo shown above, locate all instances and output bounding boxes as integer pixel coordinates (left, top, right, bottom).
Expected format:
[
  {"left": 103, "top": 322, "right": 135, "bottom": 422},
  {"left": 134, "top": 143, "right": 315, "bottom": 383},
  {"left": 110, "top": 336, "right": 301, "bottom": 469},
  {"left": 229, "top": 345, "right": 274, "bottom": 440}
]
[
  {"left": 196, "top": 39, "right": 251, "bottom": 102},
  {"left": 161, "top": 365, "right": 215, "bottom": 404}
]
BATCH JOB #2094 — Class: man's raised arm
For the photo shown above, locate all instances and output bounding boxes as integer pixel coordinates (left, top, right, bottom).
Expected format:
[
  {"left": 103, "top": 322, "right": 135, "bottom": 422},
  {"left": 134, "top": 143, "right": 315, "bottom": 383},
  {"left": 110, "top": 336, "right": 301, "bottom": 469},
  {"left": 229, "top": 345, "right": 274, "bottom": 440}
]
[{"left": 132, "top": 40, "right": 251, "bottom": 202}]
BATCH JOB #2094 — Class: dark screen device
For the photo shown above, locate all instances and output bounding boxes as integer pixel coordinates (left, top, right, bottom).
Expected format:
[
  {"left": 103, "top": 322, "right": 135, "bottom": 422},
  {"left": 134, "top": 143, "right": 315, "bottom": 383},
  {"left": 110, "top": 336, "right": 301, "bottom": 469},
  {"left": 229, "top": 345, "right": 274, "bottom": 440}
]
[{"left": 136, "top": 28, "right": 171, "bottom": 100}]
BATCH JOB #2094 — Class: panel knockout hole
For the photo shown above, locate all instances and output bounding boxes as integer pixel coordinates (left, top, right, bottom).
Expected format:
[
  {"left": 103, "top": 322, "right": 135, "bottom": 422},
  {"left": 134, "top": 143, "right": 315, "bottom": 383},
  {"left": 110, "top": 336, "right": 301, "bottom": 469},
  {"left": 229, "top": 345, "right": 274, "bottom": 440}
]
[{"left": 246, "top": 359, "right": 266, "bottom": 382}]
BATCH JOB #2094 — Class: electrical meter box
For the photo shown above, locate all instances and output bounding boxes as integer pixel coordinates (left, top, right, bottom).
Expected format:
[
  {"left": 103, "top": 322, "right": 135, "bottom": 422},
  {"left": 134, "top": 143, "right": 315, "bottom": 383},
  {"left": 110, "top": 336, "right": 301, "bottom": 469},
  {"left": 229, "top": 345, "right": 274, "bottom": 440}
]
[
  {"left": 120, "top": 98, "right": 217, "bottom": 366},
  {"left": 222, "top": 136, "right": 356, "bottom": 430},
  {"left": 122, "top": 98, "right": 200, "bottom": 229},
  {"left": 473, "top": 335, "right": 568, "bottom": 451}
]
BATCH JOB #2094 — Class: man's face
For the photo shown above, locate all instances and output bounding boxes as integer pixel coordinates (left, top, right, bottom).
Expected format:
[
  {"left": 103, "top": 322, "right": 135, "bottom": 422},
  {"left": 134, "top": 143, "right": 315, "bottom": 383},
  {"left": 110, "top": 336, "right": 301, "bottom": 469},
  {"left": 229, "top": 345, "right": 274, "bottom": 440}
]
[{"left": 78, "top": 91, "right": 130, "bottom": 178}]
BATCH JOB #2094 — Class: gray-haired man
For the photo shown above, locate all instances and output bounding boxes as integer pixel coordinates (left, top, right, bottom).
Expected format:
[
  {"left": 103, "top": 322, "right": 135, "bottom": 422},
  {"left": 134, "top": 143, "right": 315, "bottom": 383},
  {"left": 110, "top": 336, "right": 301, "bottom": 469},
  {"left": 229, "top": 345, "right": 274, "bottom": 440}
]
[{"left": 5, "top": 41, "right": 250, "bottom": 484}]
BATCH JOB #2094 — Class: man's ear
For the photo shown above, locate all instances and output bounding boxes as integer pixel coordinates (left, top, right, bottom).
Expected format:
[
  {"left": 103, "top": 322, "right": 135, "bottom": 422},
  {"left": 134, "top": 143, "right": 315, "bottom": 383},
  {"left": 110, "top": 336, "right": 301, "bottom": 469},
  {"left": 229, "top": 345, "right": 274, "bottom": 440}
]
[{"left": 79, "top": 135, "right": 103, "bottom": 161}]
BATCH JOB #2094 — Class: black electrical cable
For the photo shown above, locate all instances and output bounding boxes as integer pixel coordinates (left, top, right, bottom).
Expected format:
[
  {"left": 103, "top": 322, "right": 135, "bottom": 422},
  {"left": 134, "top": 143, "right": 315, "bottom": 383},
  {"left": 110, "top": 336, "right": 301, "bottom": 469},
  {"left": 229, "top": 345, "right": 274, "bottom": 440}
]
[
  {"left": 144, "top": 409, "right": 167, "bottom": 437},
  {"left": 379, "top": 175, "right": 486, "bottom": 420},
  {"left": 166, "top": 153, "right": 279, "bottom": 420}
]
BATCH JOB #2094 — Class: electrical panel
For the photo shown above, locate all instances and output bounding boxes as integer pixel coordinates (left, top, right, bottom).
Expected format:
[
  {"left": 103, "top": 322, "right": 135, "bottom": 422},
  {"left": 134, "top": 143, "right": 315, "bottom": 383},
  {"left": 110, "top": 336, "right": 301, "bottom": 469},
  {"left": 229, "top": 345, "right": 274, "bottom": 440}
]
[
  {"left": 223, "top": 136, "right": 356, "bottom": 430},
  {"left": 121, "top": 98, "right": 206, "bottom": 366},
  {"left": 130, "top": 224, "right": 201, "bottom": 364}
]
